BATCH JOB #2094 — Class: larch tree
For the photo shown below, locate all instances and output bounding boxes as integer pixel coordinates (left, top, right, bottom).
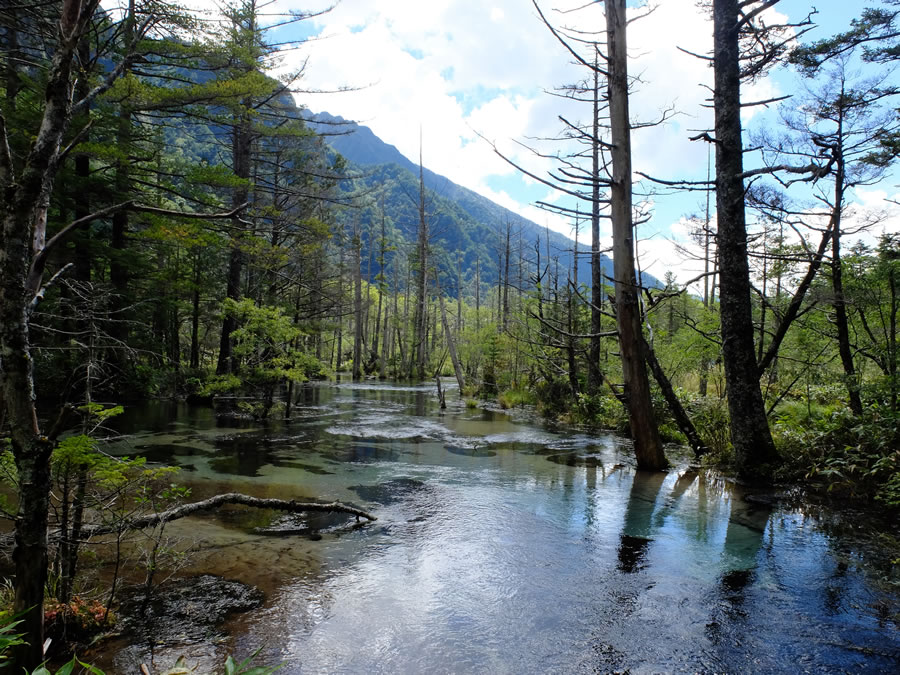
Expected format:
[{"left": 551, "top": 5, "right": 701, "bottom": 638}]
[{"left": 605, "top": 0, "right": 667, "bottom": 470}]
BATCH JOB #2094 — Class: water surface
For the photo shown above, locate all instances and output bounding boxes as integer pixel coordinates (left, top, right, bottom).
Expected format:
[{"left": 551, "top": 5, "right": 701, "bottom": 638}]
[{"left": 102, "top": 380, "right": 899, "bottom": 673}]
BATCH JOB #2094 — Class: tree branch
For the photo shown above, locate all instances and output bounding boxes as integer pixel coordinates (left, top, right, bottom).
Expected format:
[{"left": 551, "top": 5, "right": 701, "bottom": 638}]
[{"left": 76, "top": 492, "right": 377, "bottom": 539}]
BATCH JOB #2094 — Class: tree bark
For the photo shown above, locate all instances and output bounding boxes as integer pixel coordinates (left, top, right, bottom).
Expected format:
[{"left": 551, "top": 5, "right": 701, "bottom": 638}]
[
  {"left": 713, "top": 0, "right": 778, "bottom": 479},
  {"left": 217, "top": 109, "right": 251, "bottom": 375},
  {"left": 588, "top": 63, "right": 604, "bottom": 395},
  {"left": 606, "top": 0, "right": 667, "bottom": 470},
  {"left": 438, "top": 287, "right": 465, "bottom": 392},
  {"left": 413, "top": 142, "right": 429, "bottom": 380},
  {"left": 830, "top": 108, "right": 863, "bottom": 416},
  {"left": 644, "top": 339, "right": 708, "bottom": 456},
  {"left": 0, "top": 4, "right": 100, "bottom": 666},
  {"left": 353, "top": 226, "right": 363, "bottom": 380}
]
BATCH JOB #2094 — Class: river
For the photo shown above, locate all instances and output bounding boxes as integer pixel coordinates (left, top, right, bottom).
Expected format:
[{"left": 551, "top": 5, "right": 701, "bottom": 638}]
[{"left": 96, "top": 379, "right": 898, "bottom": 673}]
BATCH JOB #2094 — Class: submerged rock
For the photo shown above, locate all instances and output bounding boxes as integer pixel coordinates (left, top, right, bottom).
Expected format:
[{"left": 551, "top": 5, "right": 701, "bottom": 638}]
[
  {"left": 349, "top": 477, "right": 428, "bottom": 505},
  {"left": 445, "top": 444, "right": 497, "bottom": 458},
  {"left": 118, "top": 574, "right": 264, "bottom": 645}
]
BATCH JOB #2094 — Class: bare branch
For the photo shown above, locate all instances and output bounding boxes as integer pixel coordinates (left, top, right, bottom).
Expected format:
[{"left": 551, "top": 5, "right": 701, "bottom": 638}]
[{"left": 75, "top": 493, "right": 377, "bottom": 540}]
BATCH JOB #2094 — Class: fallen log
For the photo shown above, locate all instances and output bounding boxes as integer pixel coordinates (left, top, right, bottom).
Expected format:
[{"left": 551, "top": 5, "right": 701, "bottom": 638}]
[{"left": 77, "top": 492, "right": 377, "bottom": 539}]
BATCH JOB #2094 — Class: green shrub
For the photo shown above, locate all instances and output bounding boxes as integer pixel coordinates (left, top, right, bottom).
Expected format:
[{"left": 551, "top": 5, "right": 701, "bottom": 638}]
[
  {"left": 534, "top": 379, "right": 574, "bottom": 420},
  {"left": 775, "top": 404, "right": 900, "bottom": 506},
  {"left": 569, "top": 391, "right": 628, "bottom": 432},
  {"left": 684, "top": 394, "right": 733, "bottom": 463},
  {"left": 497, "top": 388, "right": 535, "bottom": 409}
]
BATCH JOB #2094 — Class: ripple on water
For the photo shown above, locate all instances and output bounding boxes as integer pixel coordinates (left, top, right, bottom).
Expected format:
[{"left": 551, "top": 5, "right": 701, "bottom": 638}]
[
  {"left": 325, "top": 414, "right": 453, "bottom": 441},
  {"left": 101, "top": 385, "right": 900, "bottom": 675}
]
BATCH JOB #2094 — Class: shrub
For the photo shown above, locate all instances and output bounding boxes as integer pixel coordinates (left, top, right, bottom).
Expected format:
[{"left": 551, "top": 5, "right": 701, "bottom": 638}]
[
  {"left": 774, "top": 404, "right": 900, "bottom": 506},
  {"left": 498, "top": 388, "right": 535, "bottom": 409}
]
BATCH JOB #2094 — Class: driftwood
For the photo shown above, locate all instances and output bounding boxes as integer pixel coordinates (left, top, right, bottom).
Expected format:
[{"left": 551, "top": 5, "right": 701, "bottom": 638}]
[{"left": 76, "top": 493, "right": 376, "bottom": 539}]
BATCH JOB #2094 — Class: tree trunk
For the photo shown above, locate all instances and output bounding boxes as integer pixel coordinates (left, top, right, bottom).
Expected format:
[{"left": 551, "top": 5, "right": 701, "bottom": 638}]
[
  {"left": 589, "top": 63, "right": 604, "bottom": 395},
  {"left": 438, "top": 286, "right": 465, "bottom": 392},
  {"left": 712, "top": 0, "right": 778, "bottom": 479},
  {"left": 414, "top": 143, "right": 429, "bottom": 380},
  {"left": 353, "top": 226, "right": 363, "bottom": 380},
  {"left": 0, "top": 4, "right": 96, "bottom": 665},
  {"left": 475, "top": 258, "right": 481, "bottom": 332},
  {"left": 606, "top": 0, "right": 667, "bottom": 471},
  {"left": 830, "top": 111, "right": 863, "bottom": 416},
  {"left": 217, "top": 112, "right": 251, "bottom": 375},
  {"left": 644, "top": 340, "right": 708, "bottom": 456},
  {"left": 190, "top": 250, "right": 201, "bottom": 369}
]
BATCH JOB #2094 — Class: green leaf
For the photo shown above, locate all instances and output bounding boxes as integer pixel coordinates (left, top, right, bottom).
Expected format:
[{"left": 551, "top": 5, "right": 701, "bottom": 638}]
[
  {"left": 77, "top": 660, "right": 106, "bottom": 675},
  {"left": 55, "top": 660, "right": 77, "bottom": 675}
]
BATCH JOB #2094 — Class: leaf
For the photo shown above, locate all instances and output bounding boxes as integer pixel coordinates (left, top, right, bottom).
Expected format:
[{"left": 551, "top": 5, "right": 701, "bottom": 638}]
[
  {"left": 54, "top": 660, "right": 76, "bottom": 675},
  {"left": 77, "top": 660, "right": 106, "bottom": 675},
  {"left": 224, "top": 655, "right": 236, "bottom": 675},
  {"left": 160, "top": 655, "right": 192, "bottom": 675}
]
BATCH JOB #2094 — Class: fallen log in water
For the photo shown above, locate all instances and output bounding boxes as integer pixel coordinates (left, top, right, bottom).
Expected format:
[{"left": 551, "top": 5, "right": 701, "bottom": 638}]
[{"left": 76, "top": 493, "right": 377, "bottom": 539}]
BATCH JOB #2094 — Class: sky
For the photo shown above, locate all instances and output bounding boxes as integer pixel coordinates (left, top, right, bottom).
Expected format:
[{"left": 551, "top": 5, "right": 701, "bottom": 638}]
[{"left": 120, "top": 0, "right": 900, "bottom": 288}]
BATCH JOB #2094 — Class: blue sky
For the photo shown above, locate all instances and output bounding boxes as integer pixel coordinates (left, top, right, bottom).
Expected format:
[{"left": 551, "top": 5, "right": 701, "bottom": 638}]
[{"left": 123, "top": 0, "right": 899, "bottom": 288}]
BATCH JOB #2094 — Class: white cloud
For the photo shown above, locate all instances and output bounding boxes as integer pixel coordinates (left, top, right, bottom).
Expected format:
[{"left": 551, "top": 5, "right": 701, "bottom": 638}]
[{"left": 106, "top": 0, "right": 895, "bottom": 255}]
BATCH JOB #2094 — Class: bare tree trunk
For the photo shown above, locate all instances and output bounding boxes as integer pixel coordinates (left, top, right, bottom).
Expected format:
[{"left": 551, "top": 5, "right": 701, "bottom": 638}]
[
  {"left": 606, "top": 0, "right": 667, "bottom": 471},
  {"left": 475, "top": 258, "right": 481, "bottom": 332},
  {"left": 569, "top": 217, "right": 580, "bottom": 396},
  {"left": 414, "top": 141, "right": 429, "bottom": 380},
  {"left": 456, "top": 251, "right": 463, "bottom": 336},
  {"left": 438, "top": 282, "right": 466, "bottom": 392},
  {"left": 502, "top": 220, "right": 511, "bottom": 331},
  {"left": 712, "top": 0, "right": 778, "bottom": 478},
  {"left": 190, "top": 250, "right": 201, "bottom": 369},
  {"left": 353, "top": 225, "right": 363, "bottom": 380},
  {"left": 589, "top": 63, "right": 604, "bottom": 395},
  {"left": 830, "top": 111, "right": 863, "bottom": 416},
  {"left": 644, "top": 339, "right": 707, "bottom": 456},
  {"left": 0, "top": 4, "right": 100, "bottom": 665},
  {"left": 217, "top": 112, "right": 251, "bottom": 375}
]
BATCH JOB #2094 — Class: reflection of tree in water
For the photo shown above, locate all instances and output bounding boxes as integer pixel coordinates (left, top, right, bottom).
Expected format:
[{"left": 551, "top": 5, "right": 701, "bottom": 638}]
[
  {"left": 706, "top": 496, "right": 772, "bottom": 643},
  {"left": 617, "top": 471, "right": 667, "bottom": 573},
  {"left": 616, "top": 469, "right": 701, "bottom": 573}
]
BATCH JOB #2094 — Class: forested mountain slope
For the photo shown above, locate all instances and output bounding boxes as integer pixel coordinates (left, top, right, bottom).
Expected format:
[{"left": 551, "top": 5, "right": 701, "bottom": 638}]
[{"left": 307, "top": 111, "right": 662, "bottom": 291}]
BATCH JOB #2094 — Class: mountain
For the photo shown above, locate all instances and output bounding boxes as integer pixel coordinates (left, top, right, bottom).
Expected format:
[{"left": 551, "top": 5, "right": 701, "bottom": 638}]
[{"left": 307, "top": 112, "right": 661, "bottom": 293}]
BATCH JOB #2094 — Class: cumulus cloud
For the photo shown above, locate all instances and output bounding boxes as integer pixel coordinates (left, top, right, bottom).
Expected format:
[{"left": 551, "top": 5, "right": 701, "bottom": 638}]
[{"left": 105, "top": 0, "right": 895, "bottom": 261}]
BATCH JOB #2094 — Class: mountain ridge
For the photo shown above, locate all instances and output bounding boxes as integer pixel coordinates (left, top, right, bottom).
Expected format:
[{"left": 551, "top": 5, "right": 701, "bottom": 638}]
[{"left": 306, "top": 110, "right": 660, "bottom": 291}]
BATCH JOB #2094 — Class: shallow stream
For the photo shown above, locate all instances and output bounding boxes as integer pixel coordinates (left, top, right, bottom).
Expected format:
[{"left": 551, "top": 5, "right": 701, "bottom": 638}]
[{"left": 98, "top": 380, "right": 899, "bottom": 673}]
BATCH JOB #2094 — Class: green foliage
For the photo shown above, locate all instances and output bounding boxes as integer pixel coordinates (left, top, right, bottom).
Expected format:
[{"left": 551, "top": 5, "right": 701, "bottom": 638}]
[
  {"left": 204, "top": 299, "right": 326, "bottom": 417},
  {"left": 775, "top": 404, "right": 900, "bottom": 506},
  {"left": 22, "top": 648, "right": 284, "bottom": 675},
  {"left": 684, "top": 395, "right": 733, "bottom": 462},
  {"left": 32, "top": 658, "right": 104, "bottom": 675},
  {"left": 497, "top": 388, "right": 535, "bottom": 409},
  {"left": 0, "top": 611, "right": 26, "bottom": 668},
  {"left": 569, "top": 391, "right": 628, "bottom": 431}
]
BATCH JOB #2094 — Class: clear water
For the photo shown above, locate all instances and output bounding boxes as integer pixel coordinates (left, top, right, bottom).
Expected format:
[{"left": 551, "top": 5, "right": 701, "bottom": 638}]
[{"left": 100, "top": 380, "right": 899, "bottom": 673}]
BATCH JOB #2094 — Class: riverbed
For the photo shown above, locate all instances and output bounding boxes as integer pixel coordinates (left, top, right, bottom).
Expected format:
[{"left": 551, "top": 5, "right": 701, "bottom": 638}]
[{"left": 97, "top": 380, "right": 899, "bottom": 673}]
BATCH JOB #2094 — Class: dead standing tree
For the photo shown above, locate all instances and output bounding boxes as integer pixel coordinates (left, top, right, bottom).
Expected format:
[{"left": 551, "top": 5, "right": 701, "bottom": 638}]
[{"left": 514, "top": 0, "right": 667, "bottom": 469}]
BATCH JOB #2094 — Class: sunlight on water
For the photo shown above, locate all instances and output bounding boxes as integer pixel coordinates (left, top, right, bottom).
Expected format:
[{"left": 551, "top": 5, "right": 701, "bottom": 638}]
[{"left": 102, "top": 380, "right": 899, "bottom": 674}]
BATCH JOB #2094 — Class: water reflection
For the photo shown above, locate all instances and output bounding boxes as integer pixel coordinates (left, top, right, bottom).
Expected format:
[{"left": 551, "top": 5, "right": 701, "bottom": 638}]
[
  {"left": 99, "top": 382, "right": 899, "bottom": 674},
  {"left": 617, "top": 470, "right": 666, "bottom": 573}
]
